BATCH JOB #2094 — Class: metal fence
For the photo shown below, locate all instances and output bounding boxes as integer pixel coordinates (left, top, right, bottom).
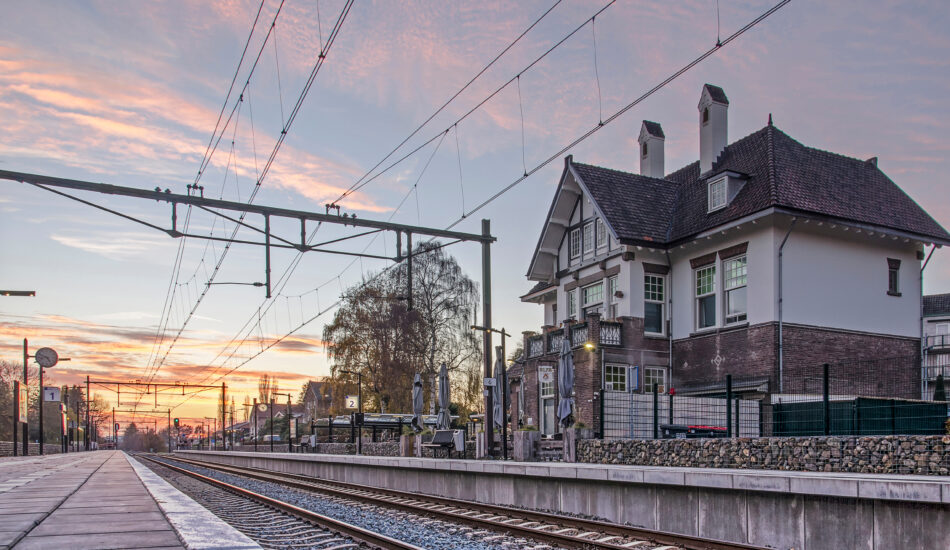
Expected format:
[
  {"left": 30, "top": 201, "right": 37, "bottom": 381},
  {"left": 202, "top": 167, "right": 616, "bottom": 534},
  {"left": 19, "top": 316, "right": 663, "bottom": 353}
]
[{"left": 601, "top": 356, "right": 949, "bottom": 439}]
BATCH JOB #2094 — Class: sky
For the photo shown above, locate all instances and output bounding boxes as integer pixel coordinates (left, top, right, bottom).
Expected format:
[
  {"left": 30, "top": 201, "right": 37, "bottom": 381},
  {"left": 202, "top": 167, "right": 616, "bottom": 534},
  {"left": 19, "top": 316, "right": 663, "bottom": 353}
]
[{"left": 2, "top": 0, "right": 949, "bottom": 425}]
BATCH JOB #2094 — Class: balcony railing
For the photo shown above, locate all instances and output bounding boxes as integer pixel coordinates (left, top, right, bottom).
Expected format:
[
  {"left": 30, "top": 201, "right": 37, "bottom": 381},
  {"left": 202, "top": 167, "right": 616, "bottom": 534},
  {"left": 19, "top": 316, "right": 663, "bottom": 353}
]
[
  {"left": 925, "top": 334, "right": 950, "bottom": 350},
  {"left": 571, "top": 324, "right": 589, "bottom": 348},
  {"left": 547, "top": 330, "right": 564, "bottom": 354},
  {"left": 527, "top": 335, "right": 544, "bottom": 358},
  {"left": 600, "top": 322, "right": 622, "bottom": 346}
]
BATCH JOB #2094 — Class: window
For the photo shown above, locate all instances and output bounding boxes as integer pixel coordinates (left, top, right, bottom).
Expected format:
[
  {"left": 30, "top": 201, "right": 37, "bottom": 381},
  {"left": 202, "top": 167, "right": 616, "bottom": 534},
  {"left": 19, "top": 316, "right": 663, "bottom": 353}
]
[
  {"left": 569, "top": 228, "right": 581, "bottom": 259},
  {"left": 723, "top": 256, "right": 747, "bottom": 324},
  {"left": 708, "top": 177, "right": 726, "bottom": 212},
  {"left": 608, "top": 275, "right": 619, "bottom": 318},
  {"left": 540, "top": 367, "right": 555, "bottom": 398},
  {"left": 583, "top": 222, "right": 594, "bottom": 254},
  {"left": 887, "top": 258, "right": 901, "bottom": 296},
  {"left": 567, "top": 289, "right": 577, "bottom": 318},
  {"left": 644, "top": 367, "right": 666, "bottom": 394},
  {"left": 702, "top": 107, "right": 709, "bottom": 124},
  {"left": 644, "top": 275, "right": 665, "bottom": 334},
  {"left": 604, "top": 365, "right": 627, "bottom": 392},
  {"left": 583, "top": 282, "right": 603, "bottom": 306},
  {"left": 695, "top": 265, "right": 716, "bottom": 329},
  {"left": 596, "top": 219, "right": 607, "bottom": 250},
  {"left": 935, "top": 323, "right": 949, "bottom": 335},
  {"left": 641, "top": 142, "right": 648, "bottom": 157},
  {"left": 582, "top": 282, "right": 604, "bottom": 318}
]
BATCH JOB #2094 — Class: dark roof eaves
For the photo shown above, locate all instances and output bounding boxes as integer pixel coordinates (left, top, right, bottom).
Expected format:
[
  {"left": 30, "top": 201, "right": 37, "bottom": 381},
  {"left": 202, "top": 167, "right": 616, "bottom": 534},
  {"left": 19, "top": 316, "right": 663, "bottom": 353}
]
[
  {"left": 525, "top": 157, "right": 573, "bottom": 278},
  {"left": 771, "top": 206, "right": 950, "bottom": 247}
]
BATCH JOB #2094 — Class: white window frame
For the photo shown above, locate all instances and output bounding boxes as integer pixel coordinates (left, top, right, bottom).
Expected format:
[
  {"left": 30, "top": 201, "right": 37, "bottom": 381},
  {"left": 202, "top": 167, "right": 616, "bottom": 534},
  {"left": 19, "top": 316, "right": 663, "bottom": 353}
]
[
  {"left": 569, "top": 228, "right": 581, "bottom": 260},
  {"left": 604, "top": 364, "right": 628, "bottom": 392},
  {"left": 540, "top": 369, "right": 556, "bottom": 399},
  {"left": 936, "top": 323, "right": 950, "bottom": 335},
  {"left": 722, "top": 255, "right": 748, "bottom": 325},
  {"left": 888, "top": 264, "right": 900, "bottom": 295},
  {"left": 695, "top": 264, "right": 717, "bottom": 330},
  {"left": 596, "top": 218, "right": 607, "bottom": 250},
  {"left": 644, "top": 367, "right": 666, "bottom": 394},
  {"left": 567, "top": 289, "right": 577, "bottom": 319},
  {"left": 607, "top": 275, "right": 619, "bottom": 318},
  {"left": 708, "top": 177, "right": 727, "bottom": 212},
  {"left": 644, "top": 274, "right": 665, "bottom": 335},
  {"left": 582, "top": 281, "right": 604, "bottom": 307},
  {"left": 583, "top": 222, "right": 594, "bottom": 255}
]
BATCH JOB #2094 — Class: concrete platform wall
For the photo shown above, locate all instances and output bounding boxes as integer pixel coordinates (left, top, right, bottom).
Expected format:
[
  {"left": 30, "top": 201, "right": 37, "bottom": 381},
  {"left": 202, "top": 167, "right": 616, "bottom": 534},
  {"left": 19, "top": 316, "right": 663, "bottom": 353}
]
[{"left": 176, "top": 451, "right": 950, "bottom": 550}]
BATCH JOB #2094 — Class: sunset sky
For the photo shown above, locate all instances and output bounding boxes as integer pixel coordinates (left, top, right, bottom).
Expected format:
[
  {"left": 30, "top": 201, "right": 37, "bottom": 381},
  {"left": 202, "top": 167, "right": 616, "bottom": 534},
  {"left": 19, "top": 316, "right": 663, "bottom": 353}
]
[{"left": 2, "top": 1, "right": 949, "bottom": 426}]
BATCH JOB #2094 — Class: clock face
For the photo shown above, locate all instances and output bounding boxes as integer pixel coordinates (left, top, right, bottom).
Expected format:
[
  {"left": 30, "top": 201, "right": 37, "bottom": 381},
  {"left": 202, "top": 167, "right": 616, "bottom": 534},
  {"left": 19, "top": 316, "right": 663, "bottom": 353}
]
[
  {"left": 257, "top": 403, "right": 268, "bottom": 412},
  {"left": 35, "top": 347, "right": 58, "bottom": 368}
]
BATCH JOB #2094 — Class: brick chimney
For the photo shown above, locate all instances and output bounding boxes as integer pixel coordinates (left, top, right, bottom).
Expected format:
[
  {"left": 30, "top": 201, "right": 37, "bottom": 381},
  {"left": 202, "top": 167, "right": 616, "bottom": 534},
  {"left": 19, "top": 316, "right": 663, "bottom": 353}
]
[
  {"left": 638, "top": 120, "right": 665, "bottom": 178},
  {"left": 698, "top": 84, "right": 729, "bottom": 174}
]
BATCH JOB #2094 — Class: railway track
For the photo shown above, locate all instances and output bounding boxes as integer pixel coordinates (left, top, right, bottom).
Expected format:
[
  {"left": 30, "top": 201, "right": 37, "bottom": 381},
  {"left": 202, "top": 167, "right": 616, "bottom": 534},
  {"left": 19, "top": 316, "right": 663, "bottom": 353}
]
[
  {"left": 159, "top": 453, "right": 766, "bottom": 550},
  {"left": 139, "top": 455, "right": 424, "bottom": 550}
]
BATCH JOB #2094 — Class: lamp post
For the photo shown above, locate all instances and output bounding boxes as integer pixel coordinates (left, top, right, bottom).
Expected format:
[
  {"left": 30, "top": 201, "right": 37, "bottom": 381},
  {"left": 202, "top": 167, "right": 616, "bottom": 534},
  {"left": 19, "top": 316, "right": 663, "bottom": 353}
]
[
  {"left": 340, "top": 370, "right": 363, "bottom": 455},
  {"left": 471, "top": 325, "right": 510, "bottom": 459},
  {"left": 33, "top": 347, "right": 70, "bottom": 455}
]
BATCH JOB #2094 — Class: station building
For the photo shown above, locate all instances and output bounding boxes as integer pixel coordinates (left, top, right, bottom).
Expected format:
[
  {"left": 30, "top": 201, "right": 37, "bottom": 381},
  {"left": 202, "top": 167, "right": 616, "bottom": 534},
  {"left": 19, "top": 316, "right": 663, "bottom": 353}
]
[{"left": 509, "top": 84, "right": 950, "bottom": 436}]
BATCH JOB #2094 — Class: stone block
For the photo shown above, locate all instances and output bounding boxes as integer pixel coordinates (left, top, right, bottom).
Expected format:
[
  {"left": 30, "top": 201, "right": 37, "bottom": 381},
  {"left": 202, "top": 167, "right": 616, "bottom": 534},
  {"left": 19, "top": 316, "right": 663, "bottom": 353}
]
[
  {"left": 747, "top": 492, "right": 804, "bottom": 549},
  {"left": 803, "top": 495, "right": 873, "bottom": 550},
  {"left": 697, "top": 489, "right": 747, "bottom": 544}
]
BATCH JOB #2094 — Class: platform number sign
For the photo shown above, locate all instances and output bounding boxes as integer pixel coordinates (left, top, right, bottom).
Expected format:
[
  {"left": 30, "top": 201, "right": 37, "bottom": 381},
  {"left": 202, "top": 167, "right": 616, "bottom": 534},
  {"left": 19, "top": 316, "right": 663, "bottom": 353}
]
[
  {"left": 345, "top": 395, "right": 359, "bottom": 409},
  {"left": 43, "top": 386, "right": 61, "bottom": 402}
]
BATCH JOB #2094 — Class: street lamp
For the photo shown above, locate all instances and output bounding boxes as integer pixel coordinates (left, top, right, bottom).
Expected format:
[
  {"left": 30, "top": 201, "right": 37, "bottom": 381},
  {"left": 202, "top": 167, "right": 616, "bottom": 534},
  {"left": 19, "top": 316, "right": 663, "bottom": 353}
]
[{"left": 339, "top": 370, "right": 363, "bottom": 455}]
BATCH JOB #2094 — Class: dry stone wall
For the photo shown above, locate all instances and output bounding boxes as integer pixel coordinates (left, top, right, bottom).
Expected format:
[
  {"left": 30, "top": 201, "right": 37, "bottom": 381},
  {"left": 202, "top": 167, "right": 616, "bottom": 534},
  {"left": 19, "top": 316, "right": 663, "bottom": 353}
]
[{"left": 577, "top": 435, "right": 950, "bottom": 475}]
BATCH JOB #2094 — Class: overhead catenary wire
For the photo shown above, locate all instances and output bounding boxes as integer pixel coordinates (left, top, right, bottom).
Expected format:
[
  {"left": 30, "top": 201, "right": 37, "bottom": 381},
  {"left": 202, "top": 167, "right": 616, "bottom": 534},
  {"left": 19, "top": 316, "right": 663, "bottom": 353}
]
[
  {"left": 168, "top": 0, "right": 791, "bottom": 411},
  {"left": 334, "top": 0, "right": 565, "bottom": 204},
  {"left": 145, "top": 0, "right": 354, "bottom": 387}
]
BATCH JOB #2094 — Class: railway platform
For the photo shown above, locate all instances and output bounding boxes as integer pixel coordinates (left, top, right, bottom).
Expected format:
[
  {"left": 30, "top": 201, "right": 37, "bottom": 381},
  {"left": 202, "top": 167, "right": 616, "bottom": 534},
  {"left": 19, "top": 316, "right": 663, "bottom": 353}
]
[{"left": 0, "top": 450, "right": 258, "bottom": 550}]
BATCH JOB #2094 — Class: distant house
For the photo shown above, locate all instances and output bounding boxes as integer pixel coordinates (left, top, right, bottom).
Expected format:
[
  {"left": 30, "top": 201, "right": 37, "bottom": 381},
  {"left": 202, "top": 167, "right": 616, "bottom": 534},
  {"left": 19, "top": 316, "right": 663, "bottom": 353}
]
[
  {"left": 923, "top": 293, "right": 950, "bottom": 394},
  {"left": 512, "top": 84, "right": 950, "bottom": 436},
  {"left": 301, "top": 379, "right": 333, "bottom": 421}
]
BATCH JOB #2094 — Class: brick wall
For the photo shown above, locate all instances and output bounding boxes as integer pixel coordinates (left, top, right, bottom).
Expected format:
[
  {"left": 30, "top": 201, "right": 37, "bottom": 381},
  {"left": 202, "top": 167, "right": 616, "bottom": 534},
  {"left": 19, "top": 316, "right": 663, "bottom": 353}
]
[
  {"left": 0, "top": 442, "right": 64, "bottom": 456},
  {"left": 673, "top": 322, "right": 920, "bottom": 398}
]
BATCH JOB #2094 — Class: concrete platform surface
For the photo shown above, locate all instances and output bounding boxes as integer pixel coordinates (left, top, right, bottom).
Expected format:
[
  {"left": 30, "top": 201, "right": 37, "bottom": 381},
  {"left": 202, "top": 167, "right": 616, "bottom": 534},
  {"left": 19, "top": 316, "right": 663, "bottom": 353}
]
[{"left": 0, "top": 451, "right": 258, "bottom": 550}]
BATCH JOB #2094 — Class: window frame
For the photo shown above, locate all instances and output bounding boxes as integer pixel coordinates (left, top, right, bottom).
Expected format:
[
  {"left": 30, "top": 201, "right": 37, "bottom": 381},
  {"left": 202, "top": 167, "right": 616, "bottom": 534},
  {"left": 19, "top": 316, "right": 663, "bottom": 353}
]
[
  {"left": 569, "top": 227, "right": 581, "bottom": 260},
  {"left": 707, "top": 177, "right": 727, "bottom": 212},
  {"left": 644, "top": 274, "right": 665, "bottom": 335},
  {"left": 567, "top": 289, "right": 577, "bottom": 319},
  {"left": 644, "top": 367, "right": 666, "bottom": 394},
  {"left": 596, "top": 218, "right": 607, "bottom": 250},
  {"left": 607, "top": 275, "right": 619, "bottom": 319},
  {"left": 695, "top": 264, "right": 717, "bottom": 330},
  {"left": 583, "top": 222, "right": 594, "bottom": 254},
  {"left": 722, "top": 255, "right": 748, "bottom": 325},
  {"left": 539, "top": 366, "right": 556, "bottom": 399},
  {"left": 582, "top": 281, "right": 604, "bottom": 307},
  {"left": 887, "top": 258, "right": 901, "bottom": 296},
  {"left": 604, "top": 364, "right": 628, "bottom": 392},
  {"left": 935, "top": 323, "right": 949, "bottom": 335}
]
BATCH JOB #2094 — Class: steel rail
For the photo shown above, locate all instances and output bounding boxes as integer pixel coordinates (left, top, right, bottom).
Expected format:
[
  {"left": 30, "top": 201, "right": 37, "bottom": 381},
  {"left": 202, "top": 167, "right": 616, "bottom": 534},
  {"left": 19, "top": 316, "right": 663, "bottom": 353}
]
[
  {"left": 166, "top": 454, "right": 766, "bottom": 550},
  {"left": 139, "top": 455, "right": 424, "bottom": 550}
]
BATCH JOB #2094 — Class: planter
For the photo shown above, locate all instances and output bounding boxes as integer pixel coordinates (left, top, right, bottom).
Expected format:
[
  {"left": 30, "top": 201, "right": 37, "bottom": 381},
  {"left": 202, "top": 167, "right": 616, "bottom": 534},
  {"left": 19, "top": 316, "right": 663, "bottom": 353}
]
[{"left": 513, "top": 430, "right": 541, "bottom": 462}]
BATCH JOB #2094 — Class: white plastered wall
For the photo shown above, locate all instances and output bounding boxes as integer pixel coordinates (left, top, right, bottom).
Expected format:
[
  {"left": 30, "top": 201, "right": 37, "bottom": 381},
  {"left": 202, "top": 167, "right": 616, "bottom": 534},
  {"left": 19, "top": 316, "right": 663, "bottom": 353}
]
[{"left": 779, "top": 222, "right": 921, "bottom": 338}]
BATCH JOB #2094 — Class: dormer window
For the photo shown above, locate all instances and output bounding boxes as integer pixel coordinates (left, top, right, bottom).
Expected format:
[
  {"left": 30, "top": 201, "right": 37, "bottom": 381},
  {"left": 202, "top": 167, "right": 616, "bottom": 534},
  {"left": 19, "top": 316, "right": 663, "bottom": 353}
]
[
  {"left": 708, "top": 177, "right": 727, "bottom": 212},
  {"left": 702, "top": 107, "right": 709, "bottom": 124}
]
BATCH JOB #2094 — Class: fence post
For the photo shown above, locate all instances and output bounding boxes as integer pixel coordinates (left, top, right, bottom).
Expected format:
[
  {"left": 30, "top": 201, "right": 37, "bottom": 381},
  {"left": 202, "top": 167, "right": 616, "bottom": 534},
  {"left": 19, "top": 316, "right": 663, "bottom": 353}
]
[
  {"left": 823, "top": 363, "right": 831, "bottom": 436},
  {"left": 598, "top": 388, "right": 605, "bottom": 439},
  {"left": 328, "top": 421, "right": 333, "bottom": 443},
  {"left": 726, "top": 374, "right": 733, "bottom": 438},
  {"left": 652, "top": 385, "right": 659, "bottom": 439},
  {"left": 668, "top": 392, "right": 674, "bottom": 425},
  {"left": 734, "top": 398, "right": 740, "bottom": 436}
]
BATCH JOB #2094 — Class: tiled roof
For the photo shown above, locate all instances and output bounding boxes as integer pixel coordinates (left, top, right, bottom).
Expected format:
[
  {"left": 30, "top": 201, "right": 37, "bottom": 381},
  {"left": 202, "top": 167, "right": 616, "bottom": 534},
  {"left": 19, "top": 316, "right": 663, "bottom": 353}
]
[
  {"left": 642, "top": 120, "right": 665, "bottom": 138},
  {"left": 704, "top": 84, "right": 729, "bottom": 104},
  {"left": 924, "top": 294, "right": 950, "bottom": 316},
  {"left": 571, "top": 125, "right": 950, "bottom": 247}
]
